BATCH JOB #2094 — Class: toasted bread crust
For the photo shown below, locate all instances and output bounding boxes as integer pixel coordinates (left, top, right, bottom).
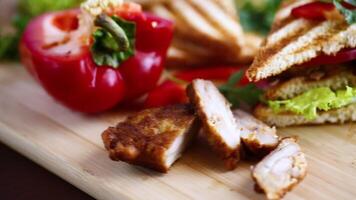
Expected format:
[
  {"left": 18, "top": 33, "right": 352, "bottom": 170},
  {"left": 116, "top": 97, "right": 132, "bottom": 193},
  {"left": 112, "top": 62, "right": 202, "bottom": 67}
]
[
  {"left": 187, "top": 82, "right": 240, "bottom": 170},
  {"left": 246, "top": 0, "right": 356, "bottom": 82},
  {"left": 147, "top": 0, "right": 262, "bottom": 68},
  {"left": 102, "top": 104, "right": 199, "bottom": 172},
  {"left": 254, "top": 103, "right": 356, "bottom": 127},
  {"left": 211, "top": 0, "right": 237, "bottom": 18}
]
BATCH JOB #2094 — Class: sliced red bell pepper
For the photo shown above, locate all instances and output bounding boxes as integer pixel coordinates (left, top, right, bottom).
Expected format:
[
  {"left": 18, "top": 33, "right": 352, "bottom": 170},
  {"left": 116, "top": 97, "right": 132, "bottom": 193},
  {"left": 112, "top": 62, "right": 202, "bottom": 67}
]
[
  {"left": 291, "top": 1, "right": 335, "bottom": 20},
  {"left": 144, "top": 80, "right": 188, "bottom": 108},
  {"left": 302, "top": 48, "right": 356, "bottom": 67},
  {"left": 174, "top": 66, "right": 250, "bottom": 85},
  {"left": 291, "top": 1, "right": 356, "bottom": 21},
  {"left": 20, "top": 2, "right": 174, "bottom": 113},
  {"left": 341, "top": 1, "right": 356, "bottom": 9},
  {"left": 144, "top": 67, "right": 270, "bottom": 108}
]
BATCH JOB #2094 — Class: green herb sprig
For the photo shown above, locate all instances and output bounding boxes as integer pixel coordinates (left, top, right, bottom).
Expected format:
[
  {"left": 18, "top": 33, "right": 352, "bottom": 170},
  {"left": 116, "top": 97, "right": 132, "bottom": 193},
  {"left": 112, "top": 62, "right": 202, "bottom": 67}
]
[
  {"left": 219, "top": 71, "right": 263, "bottom": 108},
  {"left": 319, "top": 0, "right": 355, "bottom": 24},
  {"left": 333, "top": 0, "right": 356, "bottom": 24},
  {"left": 238, "top": 0, "right": 282, "bottom": 35}
]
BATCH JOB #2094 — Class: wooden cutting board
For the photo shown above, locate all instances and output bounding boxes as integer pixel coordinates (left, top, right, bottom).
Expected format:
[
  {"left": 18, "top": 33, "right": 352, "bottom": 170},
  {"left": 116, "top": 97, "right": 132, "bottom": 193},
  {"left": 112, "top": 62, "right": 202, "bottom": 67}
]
[{"left": 1, "top": 64, "right": 356, "bottom": 200}]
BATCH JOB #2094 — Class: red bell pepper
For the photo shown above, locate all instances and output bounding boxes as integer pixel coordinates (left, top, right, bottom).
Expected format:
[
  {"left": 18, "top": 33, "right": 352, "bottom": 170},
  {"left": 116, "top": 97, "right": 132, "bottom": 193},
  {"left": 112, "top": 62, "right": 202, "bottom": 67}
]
[
  {"left": 291, "top": 2, "right": 335, "bottom": 20},
  {"left": 144, "top": 66, "right": 264, "bottom": 109},
  {"left": 174, "top": 66, "right": 250, "bottom": 85},
  {"left": 291, "top": 1, "right": 356, "bottom": 21},
  {"left": 302, "top": 48, "right": 356, "bottom": 67},
  {"left": 20, "top": 1, "right": 174, "bottom": 113},
  {"left": 143, "top": 80, "right": 188, "bottom": 108}
]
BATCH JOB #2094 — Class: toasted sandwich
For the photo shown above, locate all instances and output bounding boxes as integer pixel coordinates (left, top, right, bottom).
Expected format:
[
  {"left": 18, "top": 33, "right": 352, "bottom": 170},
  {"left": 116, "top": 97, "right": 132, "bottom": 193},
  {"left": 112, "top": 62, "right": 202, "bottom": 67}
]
[
  {"left": 146, "top": 0, "right": 262, "bottom": 68},
  {"left": 246, "top": 0, "right": 356, "bottom": 127}
]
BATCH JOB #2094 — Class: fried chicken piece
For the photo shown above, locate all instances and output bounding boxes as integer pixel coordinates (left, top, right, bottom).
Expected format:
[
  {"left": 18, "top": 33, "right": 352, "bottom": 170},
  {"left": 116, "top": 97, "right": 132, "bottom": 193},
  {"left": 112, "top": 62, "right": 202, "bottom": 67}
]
[
  {"left": 102, "top": 104, "right": 200, "bottom": 173},
  {"left": 187, "top": 79, "right": 241, "bottom": 170},
  {"left": 252, "top": 137, "right": 307, "bottom": 200},
  {"left": 233, "top": 109, "right": 279, "bottom": 157}
]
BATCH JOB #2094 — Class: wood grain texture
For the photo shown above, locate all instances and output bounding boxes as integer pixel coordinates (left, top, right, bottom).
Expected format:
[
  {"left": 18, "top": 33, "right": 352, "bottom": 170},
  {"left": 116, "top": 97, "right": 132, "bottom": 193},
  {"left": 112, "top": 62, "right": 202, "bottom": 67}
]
[{"left": 0, "top": 64, "right": 356, "bottom": 200}]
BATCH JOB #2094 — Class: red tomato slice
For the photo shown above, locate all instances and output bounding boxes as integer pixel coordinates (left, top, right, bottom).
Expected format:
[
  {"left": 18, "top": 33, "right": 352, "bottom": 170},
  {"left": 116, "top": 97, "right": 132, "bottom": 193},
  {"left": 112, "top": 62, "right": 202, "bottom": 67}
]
[
  {"left": 302, "top": 48, "right": 356, "bottom": 67},
  {"left": 291, "top": 2, "right": 335, "bottom": 20}
]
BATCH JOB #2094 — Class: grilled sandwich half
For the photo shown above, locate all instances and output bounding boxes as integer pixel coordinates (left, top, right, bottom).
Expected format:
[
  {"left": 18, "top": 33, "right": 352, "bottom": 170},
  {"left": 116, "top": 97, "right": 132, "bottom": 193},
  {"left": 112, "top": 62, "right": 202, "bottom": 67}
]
[
  {"left": 246, "top": 0, "right": 356, "bottom": 127},
  {"left": 145, "top": 0, "right": 262, "bottom": 68}
]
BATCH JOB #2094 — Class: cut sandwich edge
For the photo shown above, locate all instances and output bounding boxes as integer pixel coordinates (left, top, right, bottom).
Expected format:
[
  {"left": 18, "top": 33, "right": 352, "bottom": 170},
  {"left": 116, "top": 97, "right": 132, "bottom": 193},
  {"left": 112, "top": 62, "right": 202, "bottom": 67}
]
[{"left": 254, "top": 103, "right": 356, "bottom": 127}]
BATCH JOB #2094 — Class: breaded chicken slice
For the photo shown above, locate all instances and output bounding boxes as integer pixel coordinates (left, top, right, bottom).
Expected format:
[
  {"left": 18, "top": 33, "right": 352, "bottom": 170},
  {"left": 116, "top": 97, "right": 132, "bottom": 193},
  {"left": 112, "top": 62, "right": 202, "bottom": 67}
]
[
  {"left": 233, "top": 109, "right": 279, "bottom": 157},
  {"left": 102, "top": 104, "right": 200, "bottom": 173},
  {"left": 252, "top": 137, "right": 307, "bottom": 200},
  {"left": 187, "top": 79, "right": 241, "bottom": 170}
]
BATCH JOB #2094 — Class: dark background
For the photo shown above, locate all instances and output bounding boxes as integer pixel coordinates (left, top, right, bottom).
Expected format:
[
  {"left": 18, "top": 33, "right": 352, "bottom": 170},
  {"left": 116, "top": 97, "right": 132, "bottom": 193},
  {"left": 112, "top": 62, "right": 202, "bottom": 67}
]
[{"left": 0, "top": 143, "right": 94, "bottom": 200}]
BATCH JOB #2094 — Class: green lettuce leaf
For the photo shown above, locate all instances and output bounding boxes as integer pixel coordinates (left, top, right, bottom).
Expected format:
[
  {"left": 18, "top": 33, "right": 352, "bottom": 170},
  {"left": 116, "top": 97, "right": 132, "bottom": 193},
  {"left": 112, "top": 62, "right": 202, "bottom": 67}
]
[{"left": 268, "top": 86, "right": 356, "bottom": 120}]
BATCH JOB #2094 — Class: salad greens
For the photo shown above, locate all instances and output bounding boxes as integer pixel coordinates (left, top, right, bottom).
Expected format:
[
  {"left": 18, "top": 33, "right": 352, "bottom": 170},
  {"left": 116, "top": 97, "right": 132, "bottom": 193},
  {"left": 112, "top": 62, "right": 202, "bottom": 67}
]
[
  {"left": 269, "top": 87, "right": 356, "bottom": 120},
  {"left": 237, "top": 0, "right": 282, "bottom": 35},
  {"left": 0, "top": 0, "right": 81, "bottom": 60},
  {"left": 219, "top": 71, "right": 263, "bottom": 108},
  {"left": 332, "top": 0, "right": 356, "bottom": 24}
]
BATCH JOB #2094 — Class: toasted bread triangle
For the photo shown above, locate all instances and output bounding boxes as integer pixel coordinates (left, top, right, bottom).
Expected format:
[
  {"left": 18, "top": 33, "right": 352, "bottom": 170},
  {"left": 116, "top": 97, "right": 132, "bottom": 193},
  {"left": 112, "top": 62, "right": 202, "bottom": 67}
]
[
  {"left": 246, "top": 1, "right": 356, "bottom": 82},
  {"left": 147, "top": 0, "right": 262, "bottom": 67}
]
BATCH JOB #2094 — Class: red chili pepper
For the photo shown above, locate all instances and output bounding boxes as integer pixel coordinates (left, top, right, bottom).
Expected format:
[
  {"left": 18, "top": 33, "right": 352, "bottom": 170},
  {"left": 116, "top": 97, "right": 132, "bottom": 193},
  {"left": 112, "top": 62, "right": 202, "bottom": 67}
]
[
  {"left": 291, "top": 2, "right": 335, "bottom": 20},
  {"left": 301, "top": 48, "right": 356, "bottom": 67},
  {"left": 341, "top": 2, "right": 356, "bottom": 9},
  {"left": 174, "top": 66, "right": 250, "bottom": 85},
  {"left": 20, "top": 2, "right": 174, "bottom": 113},
  {"left": 144, "top": 80, "right": 188, "bottom": 108}
]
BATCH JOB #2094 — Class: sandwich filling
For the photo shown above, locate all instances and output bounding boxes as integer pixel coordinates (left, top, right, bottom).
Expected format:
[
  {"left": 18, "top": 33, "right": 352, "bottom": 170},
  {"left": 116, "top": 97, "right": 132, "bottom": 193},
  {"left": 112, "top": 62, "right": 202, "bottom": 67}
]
[{"left": 268, "top": 86, "right": 356, "bottom": 120}]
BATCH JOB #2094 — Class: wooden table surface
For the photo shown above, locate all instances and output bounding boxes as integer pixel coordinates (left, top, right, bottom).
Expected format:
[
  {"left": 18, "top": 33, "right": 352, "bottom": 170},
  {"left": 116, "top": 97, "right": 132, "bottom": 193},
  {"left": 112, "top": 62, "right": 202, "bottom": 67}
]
[
  {"left": 0, "top": 0, "right": 93, "bottom": 199},
  {"left": 1, "top": 64, "right": 356, "bottom": 200}
]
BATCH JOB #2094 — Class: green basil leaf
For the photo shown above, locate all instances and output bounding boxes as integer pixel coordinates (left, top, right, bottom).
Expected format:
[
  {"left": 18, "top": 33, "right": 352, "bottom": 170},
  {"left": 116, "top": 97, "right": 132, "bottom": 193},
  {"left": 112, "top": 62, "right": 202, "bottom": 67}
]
[
  {"left": 238, "top": 0, "right": 282, "bottom": 35},
  {"left": 333, "top": 0, "right": 356, "bottom": 24},
  {"left": 219, "top": 70, "right": 263, "bottom": 108}
]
